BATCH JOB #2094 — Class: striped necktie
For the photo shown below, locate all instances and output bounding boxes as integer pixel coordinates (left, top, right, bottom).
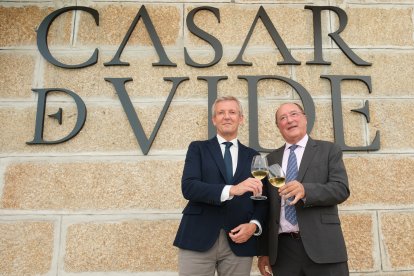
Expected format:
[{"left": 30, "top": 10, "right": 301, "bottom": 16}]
[{"left": 285, "top": 144, "right": 298, "bottom": 225}]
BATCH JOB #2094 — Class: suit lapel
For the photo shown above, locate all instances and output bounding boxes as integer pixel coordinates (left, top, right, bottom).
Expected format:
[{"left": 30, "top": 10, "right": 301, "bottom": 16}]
[
  {"left": 233, "top": 141, "right": 248, "bottom": 183},
  {"left": 207, "top": 137, "right": 230, "bottom": 184},
  {"left": 297, "top": 137, "right": 317, "bottom": 182}
]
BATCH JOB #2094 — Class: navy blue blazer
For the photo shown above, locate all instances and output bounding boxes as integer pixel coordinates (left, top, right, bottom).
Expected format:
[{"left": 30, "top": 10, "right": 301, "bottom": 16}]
[{"left": 174, "top": 137, "right": 268, "bottom": 256}]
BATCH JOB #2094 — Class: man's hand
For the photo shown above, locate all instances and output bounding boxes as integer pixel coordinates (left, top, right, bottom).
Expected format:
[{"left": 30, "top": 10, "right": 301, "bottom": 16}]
[
  {"left": 230, "top": 177, "right": 262, "bottom": 196},
  {"left": 228, "top": 223, "right": 256, "bottom": 243},
  {"left": 278, "top": 180, "right": 305, "bottom": 205},
  {"left": 258, "top": 256, "right": 272, "bottom": 275}
]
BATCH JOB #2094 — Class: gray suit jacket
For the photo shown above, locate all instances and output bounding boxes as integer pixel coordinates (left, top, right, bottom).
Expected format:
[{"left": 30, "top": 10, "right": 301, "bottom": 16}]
[{"left": 258, "top": 137, "right": 350, "bottom": 264}]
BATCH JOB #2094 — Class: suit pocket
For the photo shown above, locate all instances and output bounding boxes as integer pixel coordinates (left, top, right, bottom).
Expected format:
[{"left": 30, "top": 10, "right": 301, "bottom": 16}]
[
  {"left": 182, "top": 205, "right": 203, "bottom": 215},
  {"left": 321, "top": 214, "right": 340, "bottom": 224}
]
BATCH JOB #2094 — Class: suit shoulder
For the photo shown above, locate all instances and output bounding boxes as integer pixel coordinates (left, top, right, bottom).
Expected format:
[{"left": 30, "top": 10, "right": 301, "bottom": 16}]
[
  {"left": 267, "top": 145, "right": 285, "bottom": 155},
  {"left": 313, "top": 139, "right": 337, "bottom": 147},
  {"left": 312, "top": 139, "right": 342, "bottom": 152},
  {"left": 238, "top": 142, "right": 259, "bottom": 156},
  {"left": 187, "top": 139, "right": 210, "bottom": 147},
  {"left": 265, "top": 145, "right": 284, "bottom": 163}
]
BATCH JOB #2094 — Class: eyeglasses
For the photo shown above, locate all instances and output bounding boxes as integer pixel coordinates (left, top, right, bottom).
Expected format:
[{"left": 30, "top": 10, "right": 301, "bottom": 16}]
[{"left": 277, "top": 111, "right": 305, "bottom": 123}]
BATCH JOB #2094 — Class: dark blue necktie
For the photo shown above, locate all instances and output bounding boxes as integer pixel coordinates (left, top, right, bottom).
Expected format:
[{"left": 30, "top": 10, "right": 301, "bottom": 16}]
[
  {"left": 223, "top": 142, "right": 233, "bottom": 183},
  {"left": 285, "top": 144, "right": 298, "bottom": 225}
]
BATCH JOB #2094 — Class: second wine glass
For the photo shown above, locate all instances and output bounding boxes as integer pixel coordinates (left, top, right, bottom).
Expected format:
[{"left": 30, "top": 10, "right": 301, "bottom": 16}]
[
  {"left": 268, "top": 163, "right": 285, "bottom": 188},
  {"left": 250, "top": 155, "right": 268, "bottom": 200},
  {"left": 268, "top": 163, "right": 291, "bottom": 206}
]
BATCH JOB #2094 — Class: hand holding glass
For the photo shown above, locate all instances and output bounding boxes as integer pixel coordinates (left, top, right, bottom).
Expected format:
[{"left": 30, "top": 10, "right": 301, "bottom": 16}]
[
  {"left": 268, "top": 164, "right": 290, "bottom": 205},
  {"left": 250, "top": 155, "right": 268, "bottom": 200}
]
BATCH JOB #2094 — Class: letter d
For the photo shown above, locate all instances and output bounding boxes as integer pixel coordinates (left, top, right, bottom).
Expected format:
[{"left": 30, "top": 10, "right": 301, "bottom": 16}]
[{"left": 27, "top": 88, "right": 87, "bottom": 144}]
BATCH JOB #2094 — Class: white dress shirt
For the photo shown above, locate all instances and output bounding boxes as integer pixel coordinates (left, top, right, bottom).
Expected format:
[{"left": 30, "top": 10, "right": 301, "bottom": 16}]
[
  {"left": 279, "top": 134, "right": 308, "bottom": 234},
  {"left": 216, "top": 135, "right": 262, "bottom": 235}
]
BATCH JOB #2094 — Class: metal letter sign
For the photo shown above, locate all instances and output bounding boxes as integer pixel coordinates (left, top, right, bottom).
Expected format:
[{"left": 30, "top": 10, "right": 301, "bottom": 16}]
[
  {"left": 321, "top": 75, "right": 380, "bottom": 151},
  {"left": 105, "top": 77, "right": 189, "bottom": 155},
  {"left": 27, "top": 88, "right": 87, "bottom": 144},
  {"left": 238, "top": 75, "right": 315, "bottom": 152},
  {"left": 228, "top": 6, "right": 300, "bottom": 66},
  {"left": 104, "top": 5, "right": 175, "bottom": 67},
  {"left": 305, "top": 6, "right": 371, "bottom": 66},
  {"left": 37, "top": 6, "right": 99, "bottom": 69},
  {"left": 29, "top": 5, "right": 380, "bottom": 154},
  {"left": 185, "top": 6, "right": 223, "bottom": 68}
]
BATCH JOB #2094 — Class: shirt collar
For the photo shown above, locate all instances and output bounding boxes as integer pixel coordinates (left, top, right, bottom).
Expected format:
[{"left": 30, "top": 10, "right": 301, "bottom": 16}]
[
  {"left": 285, "top": 134, "right": 308, "bottom": 151},
  {"left": 217, "top": 135, "right": 238, "bottom": 149}
]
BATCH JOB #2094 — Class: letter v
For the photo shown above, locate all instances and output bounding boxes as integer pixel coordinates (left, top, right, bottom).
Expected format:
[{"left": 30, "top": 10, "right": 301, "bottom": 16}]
[{"left": 105, "top": 77, "right": 189, "bottom": 155}]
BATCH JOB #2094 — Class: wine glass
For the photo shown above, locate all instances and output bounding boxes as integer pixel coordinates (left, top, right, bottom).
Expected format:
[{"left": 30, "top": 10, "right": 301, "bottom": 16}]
[
  {"left": 268, "top": 163, "right": 290, "bottom": 206},
  {"left": 250, "top": 155, "right": 268, "bottom": 200},
  {"left": 268, "top": 163, "right": 285, "bottom": 189}
]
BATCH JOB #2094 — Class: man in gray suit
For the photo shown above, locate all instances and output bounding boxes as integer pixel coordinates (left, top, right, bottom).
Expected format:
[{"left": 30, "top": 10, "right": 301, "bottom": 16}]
[{"left": 258, "top": 102, "right": 350, "bottom": 276}]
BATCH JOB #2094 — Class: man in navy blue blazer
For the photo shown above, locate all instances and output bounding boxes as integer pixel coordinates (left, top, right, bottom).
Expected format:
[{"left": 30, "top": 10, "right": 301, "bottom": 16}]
[{"left": 174, "top": 96, "right": 268, "bottom": 276}]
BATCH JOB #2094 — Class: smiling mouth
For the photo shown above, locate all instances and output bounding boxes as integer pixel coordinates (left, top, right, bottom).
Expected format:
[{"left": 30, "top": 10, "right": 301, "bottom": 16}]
[{"left": 287, "top": 125, "right": 297, "bottom": 130}]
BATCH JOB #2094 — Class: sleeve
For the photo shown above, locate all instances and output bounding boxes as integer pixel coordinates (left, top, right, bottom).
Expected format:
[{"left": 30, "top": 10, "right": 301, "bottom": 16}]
[
  {"left": 220, "top": 185, "right": 234, "bottom": 202},
  {"left": 302, "top": 142, "right": 350, "bottom": 207},
  {"left": 181, "top": 142, "right": 226, "bottom": 206}
]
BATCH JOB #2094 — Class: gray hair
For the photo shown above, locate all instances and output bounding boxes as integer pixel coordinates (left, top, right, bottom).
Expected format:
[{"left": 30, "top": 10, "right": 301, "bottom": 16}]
[{"left": 212, "top": 96, "right": 244, "bottom": 117}]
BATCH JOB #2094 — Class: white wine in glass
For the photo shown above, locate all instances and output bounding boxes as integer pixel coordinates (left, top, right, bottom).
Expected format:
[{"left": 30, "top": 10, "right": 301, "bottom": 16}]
[
  {"left": 250, "top": 155, "right": 268, "bottom": 200},
  {"left": 268, "top": 163, "right": 291, "bottom": 206},
  {"left": 268, "top": 164, "right": 285, "bottom": 188}
]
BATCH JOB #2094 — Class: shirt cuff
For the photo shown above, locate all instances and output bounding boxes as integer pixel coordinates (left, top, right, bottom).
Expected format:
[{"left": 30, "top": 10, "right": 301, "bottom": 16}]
[
  {"left": 220, "top": 185, "right": 234, "bottom": 202},
  {"left": 250, "top": 220, "right": 262, "bottom": 236}
]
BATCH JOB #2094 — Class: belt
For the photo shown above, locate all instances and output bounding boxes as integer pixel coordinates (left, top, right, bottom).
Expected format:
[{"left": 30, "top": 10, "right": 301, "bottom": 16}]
[{"left": 279, "top": 232, "right": 301, "bottom": 239}]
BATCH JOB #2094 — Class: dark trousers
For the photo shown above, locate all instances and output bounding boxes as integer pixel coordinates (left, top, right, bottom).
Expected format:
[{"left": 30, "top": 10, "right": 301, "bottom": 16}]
[{"left": 272, "top": 234, "right": 349, "bottom": 276}]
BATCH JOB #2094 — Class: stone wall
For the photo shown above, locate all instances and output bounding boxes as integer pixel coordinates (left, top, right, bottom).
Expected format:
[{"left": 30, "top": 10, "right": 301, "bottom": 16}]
[{"left": 1, "top": 0, "right": 413, "bottom": 275}]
